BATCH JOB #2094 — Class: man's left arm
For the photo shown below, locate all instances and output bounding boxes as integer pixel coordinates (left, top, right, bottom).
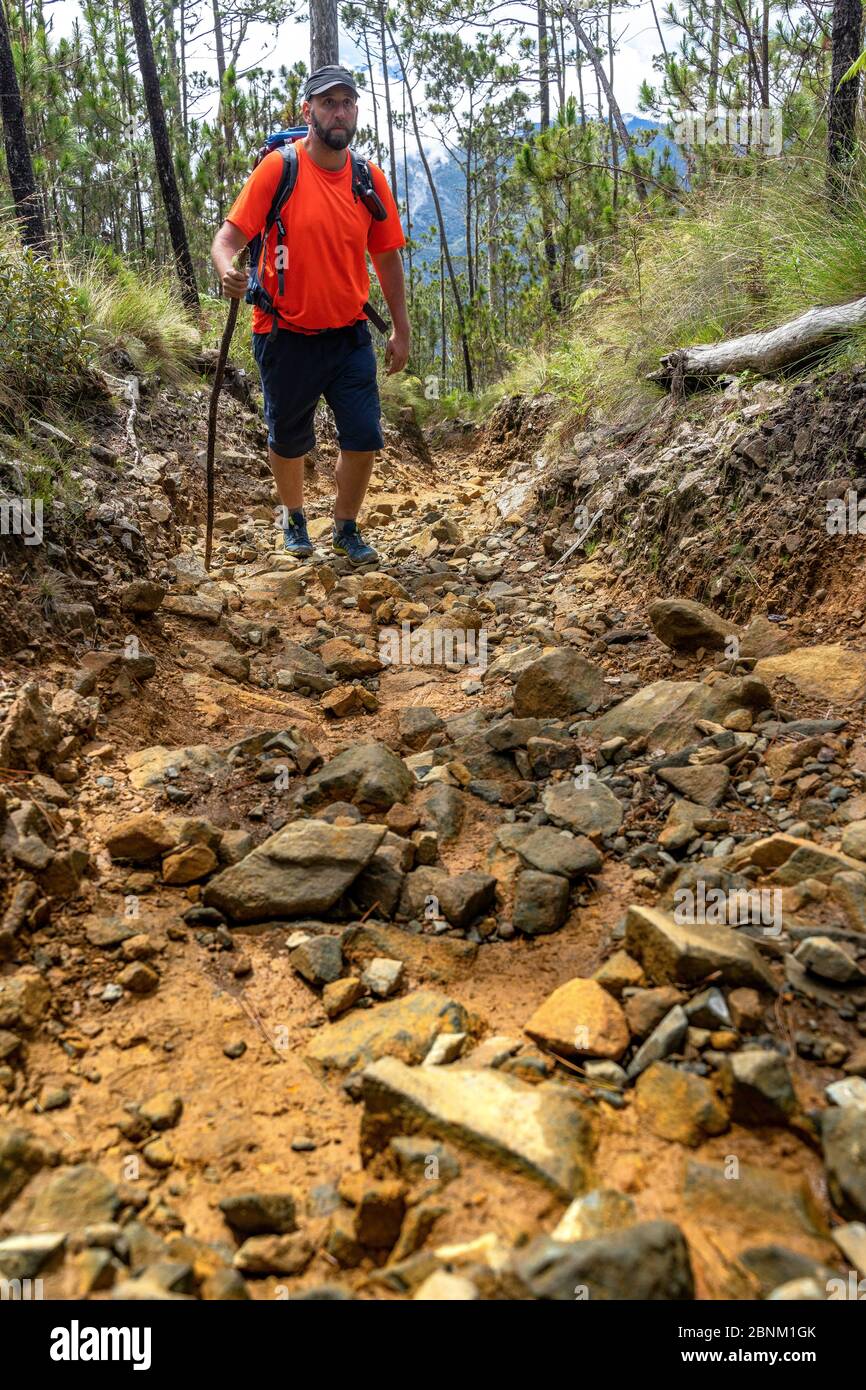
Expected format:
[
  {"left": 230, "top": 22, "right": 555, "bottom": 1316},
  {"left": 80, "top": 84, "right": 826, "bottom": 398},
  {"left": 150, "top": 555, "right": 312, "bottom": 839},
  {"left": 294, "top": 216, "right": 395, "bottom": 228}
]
[{"left": 370, "top": 248, "right": 411, "bottom": 375}]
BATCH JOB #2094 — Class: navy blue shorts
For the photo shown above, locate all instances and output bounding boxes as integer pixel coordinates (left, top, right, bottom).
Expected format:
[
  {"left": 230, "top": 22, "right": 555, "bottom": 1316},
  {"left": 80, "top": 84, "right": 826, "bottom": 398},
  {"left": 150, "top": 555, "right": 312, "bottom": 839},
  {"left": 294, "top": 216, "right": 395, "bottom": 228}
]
[{"left": 252, "top": 320, "right": 384, "bottom": 458}]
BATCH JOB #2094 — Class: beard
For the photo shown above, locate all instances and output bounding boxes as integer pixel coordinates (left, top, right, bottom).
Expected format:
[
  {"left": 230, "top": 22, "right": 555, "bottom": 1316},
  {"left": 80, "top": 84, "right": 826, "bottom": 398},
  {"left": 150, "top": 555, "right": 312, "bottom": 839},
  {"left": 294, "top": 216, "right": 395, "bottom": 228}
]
[{"left": 310, "top": 109, "right": 357, "bottom": 150}]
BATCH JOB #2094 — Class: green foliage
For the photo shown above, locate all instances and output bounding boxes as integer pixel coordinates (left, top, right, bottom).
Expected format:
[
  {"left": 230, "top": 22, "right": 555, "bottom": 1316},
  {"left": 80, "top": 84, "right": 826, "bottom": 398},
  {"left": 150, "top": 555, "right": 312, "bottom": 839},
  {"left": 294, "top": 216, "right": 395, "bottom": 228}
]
[
  {"left": 0, "top": 238, "right": 91, "bottom": 425},
  {"left": 67, "top": 256, "right": 201, "bottom": 378}
]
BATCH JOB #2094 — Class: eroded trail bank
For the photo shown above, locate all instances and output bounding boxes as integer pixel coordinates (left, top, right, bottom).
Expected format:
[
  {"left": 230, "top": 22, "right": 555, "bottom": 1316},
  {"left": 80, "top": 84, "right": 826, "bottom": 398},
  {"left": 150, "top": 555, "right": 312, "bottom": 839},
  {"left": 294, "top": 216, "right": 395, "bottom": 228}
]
[{"left": 1, "top": 367, "right": 866, "bottom": 1301}]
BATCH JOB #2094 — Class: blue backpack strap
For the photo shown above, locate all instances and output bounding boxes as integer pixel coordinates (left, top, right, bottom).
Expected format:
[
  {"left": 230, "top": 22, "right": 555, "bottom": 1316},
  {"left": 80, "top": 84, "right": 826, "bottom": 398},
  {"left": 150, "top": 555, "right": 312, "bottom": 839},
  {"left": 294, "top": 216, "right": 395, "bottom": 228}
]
[{"left": 245, "top": 142, "right": 300, "bottom": 338}]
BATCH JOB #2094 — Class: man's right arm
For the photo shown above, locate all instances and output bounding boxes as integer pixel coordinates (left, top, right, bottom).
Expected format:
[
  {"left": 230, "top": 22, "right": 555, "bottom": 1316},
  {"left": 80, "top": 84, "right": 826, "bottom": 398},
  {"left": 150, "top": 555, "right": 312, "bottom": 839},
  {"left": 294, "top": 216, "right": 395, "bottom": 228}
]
[{"left": 211, "top": 221, "right": 249, "bottom": 300}]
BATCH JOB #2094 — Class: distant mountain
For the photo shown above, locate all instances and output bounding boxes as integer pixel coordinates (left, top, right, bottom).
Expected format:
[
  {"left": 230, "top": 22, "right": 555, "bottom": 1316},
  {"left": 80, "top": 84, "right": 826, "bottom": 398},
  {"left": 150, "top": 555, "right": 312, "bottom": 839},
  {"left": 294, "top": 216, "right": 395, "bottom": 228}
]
[{"left": 389, "top": 115, "right": 684, "bottom": 268}]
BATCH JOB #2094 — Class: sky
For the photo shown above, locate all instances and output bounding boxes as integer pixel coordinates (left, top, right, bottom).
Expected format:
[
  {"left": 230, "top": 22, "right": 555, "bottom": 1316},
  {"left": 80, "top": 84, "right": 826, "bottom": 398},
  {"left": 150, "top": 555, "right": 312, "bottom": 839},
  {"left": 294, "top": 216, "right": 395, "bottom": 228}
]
[{"left": 50, "top": 1, "right": 669, "bottom": 139}]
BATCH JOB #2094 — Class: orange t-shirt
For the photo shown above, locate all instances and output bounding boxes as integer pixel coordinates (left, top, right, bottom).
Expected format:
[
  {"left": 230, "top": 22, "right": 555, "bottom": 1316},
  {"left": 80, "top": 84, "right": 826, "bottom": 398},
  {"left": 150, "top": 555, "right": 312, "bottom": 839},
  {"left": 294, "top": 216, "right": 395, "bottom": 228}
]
[{"left": 226, "top": 141, "right": 405, "bottom": 334}]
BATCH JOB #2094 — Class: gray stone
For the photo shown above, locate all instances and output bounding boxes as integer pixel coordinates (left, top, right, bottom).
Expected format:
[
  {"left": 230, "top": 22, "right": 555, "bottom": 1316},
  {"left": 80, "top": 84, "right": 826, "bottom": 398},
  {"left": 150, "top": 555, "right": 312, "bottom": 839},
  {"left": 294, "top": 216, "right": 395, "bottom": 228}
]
[
  {"left": 398, "top": 867, "right": 497, "bottom": 929},
  {"left": 658, "top": 764, "right": 730, "bottom": 807},
  {"left": 648, "top": 598, "right": 737, "bottom": 654},
  {"left": 822, "top": 1106, "right": 866, "bottom": 1220},
  {"left": 290, "top": 935, "right": 344, "bottom": 987},
  {"left": 362, "top": 957, "right": 404, "bottom": 999},
  {"left": 25, "top": 1165, "right": 119, "bottom": 1232},
  {"left": 719, "top": 1050, "right": 797, "bottom": 1126},
  {"left": 510, "top": 1220, "right": 694, "bottom": 1300},
  {"left": 306, "top": 991, "right": 468, "bottom": 1076},
  {"left": 513, "top": 649, "right": 607, "bottom": 719},
  {"left": 298, "top": 743, "right": 413, "bottom": 812},
  {"left": 513, "top": 870, "right": 570, "bottom": 936},
  {"left": 418, "top": 784, "right": 465, "bottom": 841},
  {"left": 578, "top": 677, "right": 772, "bottom": 754},
  {"left": 0, "top": 1231, "right": 65, "bottom": 1281},
  {"left": 360, "top": 1056, "right": 596, "bottom": 1197},
  {"left": 625, "top": 904, "right": 777, "bottom": 991},
  {"left": 794, "top": 936, "right": 866, "bottom": 984},
  {"left": 627, "top": 1005, "right": 689, "bottom": 1080},
  {"left": 126, "top": 743, "right": 226, "bottom": 791},
  {"left": 739, "top": 1245, "right": 836, "bottom": 1298},
  {"left": 219, "top": 1192, "right": 297, "bottom": 1236},
  {"left": 202, "top": 820, "right": 385, "bottom": 922},
  {"left": 502, "top": 825, "right": 603, "bottom": 879},
  {"left": 542, "top": 779, "right": 624, "bottom": 838}
]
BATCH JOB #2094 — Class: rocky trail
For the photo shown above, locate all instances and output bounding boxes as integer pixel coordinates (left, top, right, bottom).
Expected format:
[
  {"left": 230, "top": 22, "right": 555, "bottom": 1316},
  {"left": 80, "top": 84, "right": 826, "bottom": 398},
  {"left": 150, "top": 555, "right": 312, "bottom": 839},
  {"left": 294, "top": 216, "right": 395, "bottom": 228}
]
[{"left": 2, "top": 364, "right": 866, "bottom": 1302}]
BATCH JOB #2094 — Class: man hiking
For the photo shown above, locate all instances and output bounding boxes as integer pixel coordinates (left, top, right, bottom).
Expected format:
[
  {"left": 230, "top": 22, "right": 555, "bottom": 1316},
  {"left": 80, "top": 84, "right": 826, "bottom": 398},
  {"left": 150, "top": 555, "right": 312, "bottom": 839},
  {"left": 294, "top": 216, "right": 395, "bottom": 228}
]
[{"left": 210, "top": 64, "right": 410, "bottom": 566}]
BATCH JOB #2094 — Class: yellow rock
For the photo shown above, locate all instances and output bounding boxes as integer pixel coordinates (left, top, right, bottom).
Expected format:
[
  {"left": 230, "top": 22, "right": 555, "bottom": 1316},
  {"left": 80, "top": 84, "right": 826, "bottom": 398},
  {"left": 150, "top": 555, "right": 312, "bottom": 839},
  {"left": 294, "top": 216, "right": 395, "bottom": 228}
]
[{"left": 523, "top": 977, "right": 630, "bottom": 1061}]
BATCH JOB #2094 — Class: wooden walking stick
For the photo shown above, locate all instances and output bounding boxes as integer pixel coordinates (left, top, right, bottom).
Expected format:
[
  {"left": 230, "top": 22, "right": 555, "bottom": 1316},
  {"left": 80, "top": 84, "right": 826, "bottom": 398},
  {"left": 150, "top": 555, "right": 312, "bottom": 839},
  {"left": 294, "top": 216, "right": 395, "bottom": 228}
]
[{"left": 205, "top": 252, "right": 246, "bottom": 571}]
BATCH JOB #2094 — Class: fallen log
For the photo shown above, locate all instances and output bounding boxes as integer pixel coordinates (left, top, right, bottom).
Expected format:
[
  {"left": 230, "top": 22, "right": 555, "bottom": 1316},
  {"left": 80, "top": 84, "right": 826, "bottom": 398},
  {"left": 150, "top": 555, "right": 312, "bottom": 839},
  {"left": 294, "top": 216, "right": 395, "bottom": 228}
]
[{"left": 651, "top": 294, "right": 866, "bottom": 388}]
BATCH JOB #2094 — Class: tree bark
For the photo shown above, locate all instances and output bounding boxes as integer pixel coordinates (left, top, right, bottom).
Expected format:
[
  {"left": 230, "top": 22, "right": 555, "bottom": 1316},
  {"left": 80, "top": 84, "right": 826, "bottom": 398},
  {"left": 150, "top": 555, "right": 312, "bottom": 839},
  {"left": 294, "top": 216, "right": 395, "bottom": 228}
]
[
  {"left": 310, "top": 0, "right": 339, "bottom": 69},
  {"left": 653, "top": 297, "right": 866, "bottom": 384},
  {"left": 538, "top": 0, "right": 561, "bottom": 311},
  {"left": 129, "top": 0, "right": 199, "bottom": 311},
  {"left": 566, "top": 7, "right": 647, "bottom": 202},
  {"left": 387, "top": 20, "right": 473, "bottom": 392},
  {"left": 708, "top": 0, "right": 721, "bottom": 105},
  {"left": 827, "top": 0, "right": 863, "bottom": 190},
  {"left": 0, "top": 0, "right": 48, "bottom": 251},
  {"left": 378, "top": 4, "right": 399, "bottom": 206}
]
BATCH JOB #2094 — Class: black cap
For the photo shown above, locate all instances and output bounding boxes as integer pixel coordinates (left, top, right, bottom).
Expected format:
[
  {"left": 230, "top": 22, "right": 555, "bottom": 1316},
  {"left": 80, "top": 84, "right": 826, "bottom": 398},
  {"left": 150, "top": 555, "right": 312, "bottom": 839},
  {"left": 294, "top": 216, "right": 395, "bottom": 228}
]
[{"left": 303, "top": 65, "right": 359, "bottom": 100}]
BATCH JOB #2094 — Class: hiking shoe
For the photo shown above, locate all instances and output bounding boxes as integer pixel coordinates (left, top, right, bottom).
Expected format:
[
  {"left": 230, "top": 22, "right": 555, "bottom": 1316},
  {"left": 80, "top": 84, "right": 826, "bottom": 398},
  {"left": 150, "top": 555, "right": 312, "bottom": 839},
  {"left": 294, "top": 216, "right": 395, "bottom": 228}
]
[
  {"left": 282, "top": 508, "right": 313, "bottom": 558},
  {"left": 332, "top": 519, "right": 378, "bottom": 566}
]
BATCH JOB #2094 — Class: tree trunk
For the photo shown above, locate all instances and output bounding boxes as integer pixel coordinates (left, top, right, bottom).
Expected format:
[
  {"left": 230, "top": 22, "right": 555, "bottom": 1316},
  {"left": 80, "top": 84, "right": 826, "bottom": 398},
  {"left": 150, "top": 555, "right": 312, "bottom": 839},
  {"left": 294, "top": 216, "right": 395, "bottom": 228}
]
[
  {"left": 567, "top": 8, "right": 647, "bottom": 203},
  {"left": 129, "top": 0, "right": 199, "bottom": 311},
  {"left": 653, "top": 297, "right": 866, "bottom": 384},
  {"left": 180, "top": 0, "right": 189, "bottom": 138},
  {"left": 708, "top": 0, "right": 721, "bottom": 105},
  {"left": 827, "top": 0, "right": 863, "bottom": 190},
  {"left": 363, "top": 23, "right": 381, "bottom": 163},
  {"left": 387, "top": 20, "right": 473, "bottom": 392},
  {"left": 310, "top": 0, "right": 339, "bottom": 69},
  {"left": 0, "top": 0, "right": 48, "bottom": 251},
  {"left": 401, "top": 76, "right": 413, "bottom": 306},
  {"left": 538, "top": 0, "right": 561, "bottom": 311},
  {"left": 378, "top": 5, "right": 399, "bottom": 206},
  {"left": 440, "top": 239, "right": 446, "bottom": 382}
]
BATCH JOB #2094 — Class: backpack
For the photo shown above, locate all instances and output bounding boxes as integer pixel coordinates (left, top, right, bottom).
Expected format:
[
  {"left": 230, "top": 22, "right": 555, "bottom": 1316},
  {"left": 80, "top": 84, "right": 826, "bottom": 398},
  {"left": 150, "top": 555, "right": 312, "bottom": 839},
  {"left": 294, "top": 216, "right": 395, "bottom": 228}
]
[{"left": 244, "top": 126, "right": 391, "bottom": 338}]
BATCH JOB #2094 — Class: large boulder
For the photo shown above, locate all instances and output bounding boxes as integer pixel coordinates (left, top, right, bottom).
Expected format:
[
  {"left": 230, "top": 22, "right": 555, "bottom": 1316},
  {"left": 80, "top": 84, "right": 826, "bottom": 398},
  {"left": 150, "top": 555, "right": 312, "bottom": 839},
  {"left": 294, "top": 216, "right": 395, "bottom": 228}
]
[
  {"left": 822, "top": 1106, "right": 866, "bottom": 1220},
  {"left": 755, "top": 645, "right": 866, "bottom": 707},
  {"left": 624, "top": 904, "right": 776, "bottom": 991},
  {"left": 650, "top": 600, "right": 739, "bottom": 653},
  {"left": 513, "top": 649, "right": 607, "bottom": 719},
  {"left": 297, "top": 744, "right": 413, "bottom": 813},
  {"left": 202, "top": 820, "right": 385, "bottom": 922},
  {"left": 360, "top": 1056, "right": 596, "bottom": 1198},
  {"left": 541, "top": 779, "right": 624, "bottom": 839},
  {"left": 510, "top": 1220, "right": 694, "bottom": 1300},
  {"left": 577, "top": 676, "right": 772, "bottom": 753},
  {"left": 648, "top": 598, "right": 738, "bottom": 654}
]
